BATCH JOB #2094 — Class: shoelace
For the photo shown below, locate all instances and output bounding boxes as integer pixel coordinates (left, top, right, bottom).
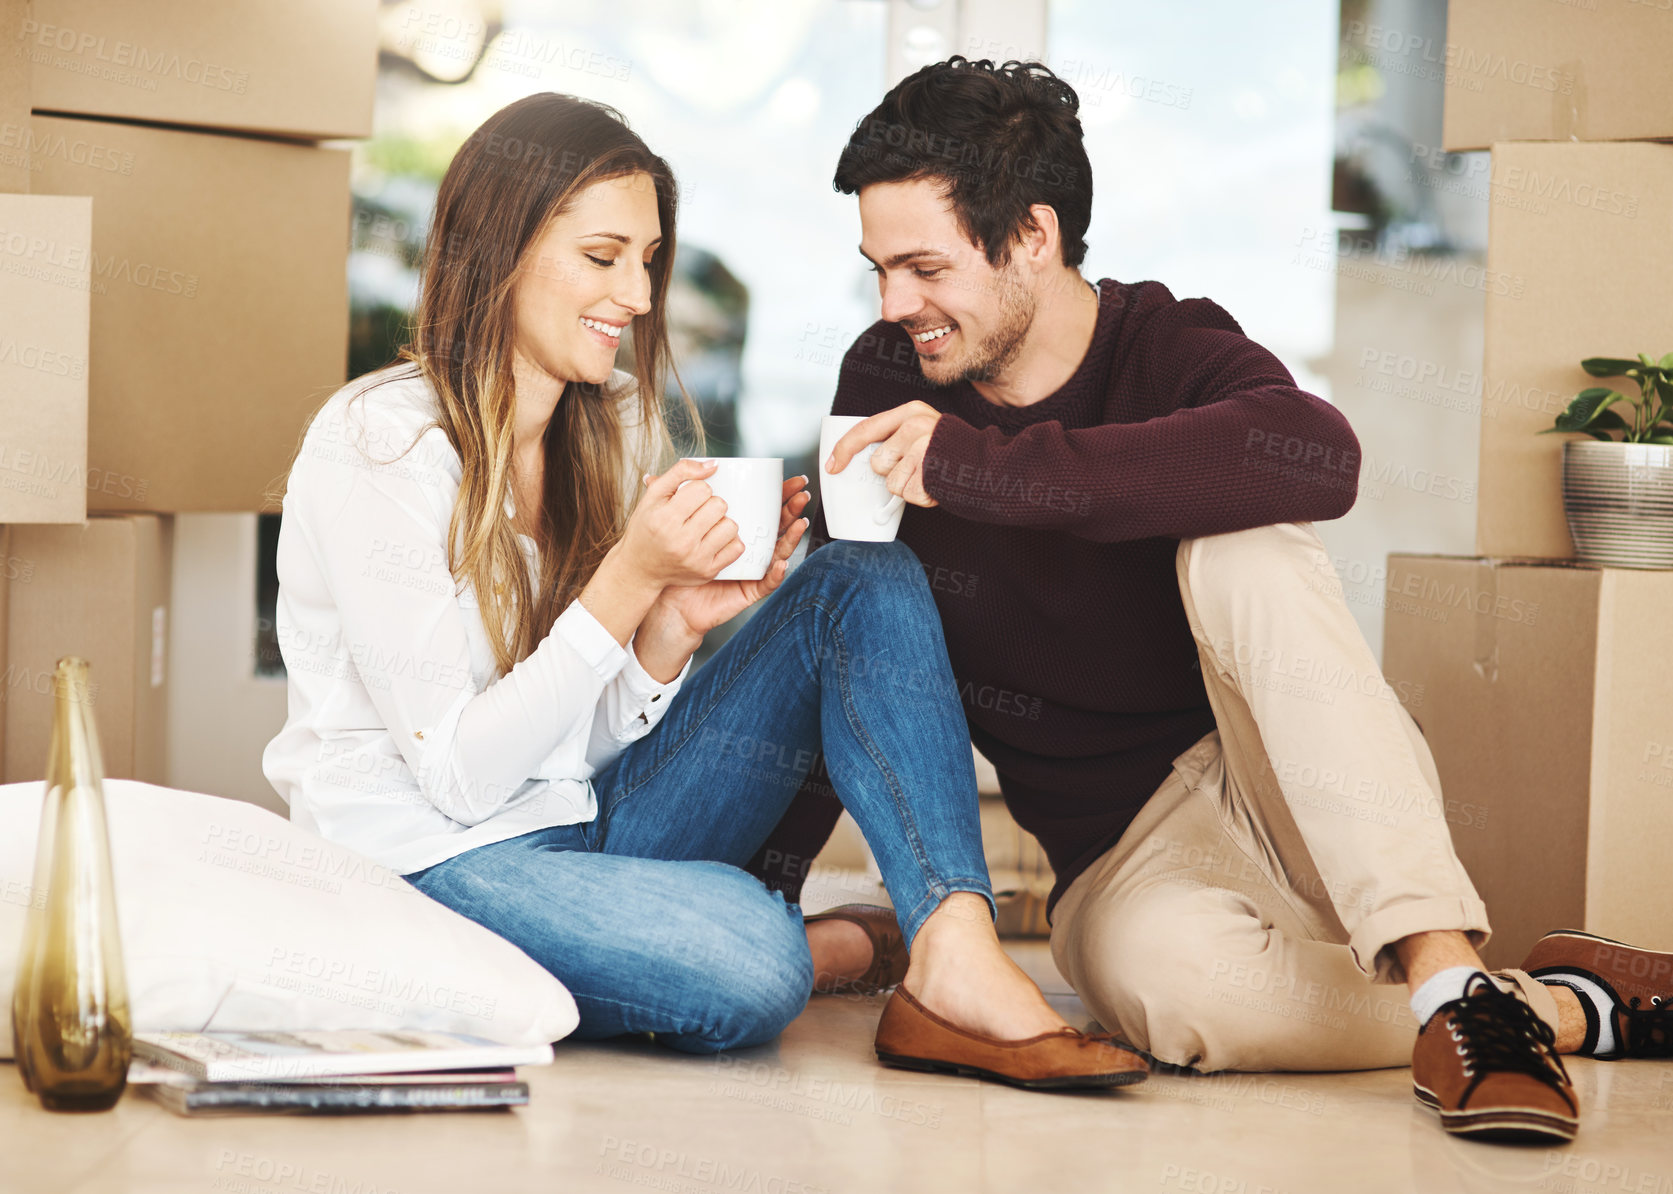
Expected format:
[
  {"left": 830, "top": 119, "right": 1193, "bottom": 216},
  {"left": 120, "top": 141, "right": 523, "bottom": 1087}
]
[
  {"left": 1622, "top": 995, "right": 1673, "bottom": 1059},
  {"left": 1441, "top": 976, "right": 1575, "bottom": 1112}
]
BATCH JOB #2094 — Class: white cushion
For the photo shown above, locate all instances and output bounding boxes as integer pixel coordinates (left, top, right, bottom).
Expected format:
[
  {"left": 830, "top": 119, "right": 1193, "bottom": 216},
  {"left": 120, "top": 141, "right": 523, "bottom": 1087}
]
[{"left": 0, "top": 780, "right": 578, "bottom": 1055}]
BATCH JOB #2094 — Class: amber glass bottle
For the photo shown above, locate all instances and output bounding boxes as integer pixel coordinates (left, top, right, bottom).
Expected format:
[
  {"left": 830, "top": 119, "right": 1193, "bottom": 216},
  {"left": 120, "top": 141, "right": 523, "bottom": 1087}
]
[{"left": 11, "top": 657, "right": 132, "bottom": 1111}]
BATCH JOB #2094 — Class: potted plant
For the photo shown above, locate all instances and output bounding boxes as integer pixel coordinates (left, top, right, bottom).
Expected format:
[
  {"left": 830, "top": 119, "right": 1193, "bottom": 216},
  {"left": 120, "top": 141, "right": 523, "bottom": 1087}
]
[{"left": 1543, "top": 353, "right": 1673, "bottom": 569}]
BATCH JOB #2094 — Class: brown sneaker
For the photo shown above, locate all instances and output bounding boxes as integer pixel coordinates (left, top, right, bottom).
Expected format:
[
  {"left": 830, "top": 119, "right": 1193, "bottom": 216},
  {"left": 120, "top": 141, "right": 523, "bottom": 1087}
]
[
  {"left": 804, "top": 904, "right": 907, "bottom": 995},
  {"left": 1523, "top": 929, "right": 1673, "bottom": 1060},
  {"left": 1412, "top": 973, "right": 1579, "bottom": 1143},
  {"left": 875, "top": 984, "right": 1149, "bottom": 1092}
]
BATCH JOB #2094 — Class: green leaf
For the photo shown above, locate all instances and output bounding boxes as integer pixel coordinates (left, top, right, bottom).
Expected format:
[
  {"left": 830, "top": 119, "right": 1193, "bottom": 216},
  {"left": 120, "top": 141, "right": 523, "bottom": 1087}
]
[
  {"left": 1553, "top": 388, "right": 1625, "bottom": 431},
  {"left": 1646, "top": 436, "right": 1673, "bottom": 445},
  {"left": 1587, "top": 430, "right": 1620, "bottom": 441},
  {"left": 1640, "top": 353, "right": 1658, "bottom": 369},
  {"left": 1659, "top": 352, "right": 1673, "bottom": 372},
  {"left": 1589, "top": 409, "right": 1633, "bottom": 433},
  {"left": 1657, "top": 375, "right": 1673, "bottom": 406},
  {"left": 1582, "top": 357, "right": 1642, "bottom": 378}
]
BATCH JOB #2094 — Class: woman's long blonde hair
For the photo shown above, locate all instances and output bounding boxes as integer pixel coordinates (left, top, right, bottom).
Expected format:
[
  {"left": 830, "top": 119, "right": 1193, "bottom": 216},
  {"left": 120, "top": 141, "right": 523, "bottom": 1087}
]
[{"left": 398, "top": 93, "right": 697, "bottom": 676}]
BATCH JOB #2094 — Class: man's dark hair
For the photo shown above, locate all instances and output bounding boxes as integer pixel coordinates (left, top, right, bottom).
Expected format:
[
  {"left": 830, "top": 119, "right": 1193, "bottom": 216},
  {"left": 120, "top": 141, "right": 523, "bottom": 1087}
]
[{"left": 833, "top": 57, "right": 1092, "bottom": 269}]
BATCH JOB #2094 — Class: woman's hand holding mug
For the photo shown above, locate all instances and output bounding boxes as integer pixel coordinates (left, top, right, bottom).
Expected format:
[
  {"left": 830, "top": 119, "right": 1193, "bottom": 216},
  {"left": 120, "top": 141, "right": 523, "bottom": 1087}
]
[
  {"left": 645, "top": 469, "right": 809, "bottom": 642},
  {"left": 613, "top": 458, "right": 743, "bottom": 591}
]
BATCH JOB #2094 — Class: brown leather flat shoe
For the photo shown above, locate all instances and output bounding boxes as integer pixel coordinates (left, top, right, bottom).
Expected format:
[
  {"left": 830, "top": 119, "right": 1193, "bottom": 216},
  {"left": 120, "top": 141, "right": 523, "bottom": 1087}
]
[
  {"left": 874, "top": 984, "right": 1150, "bottom": 1091},
  {"left": 804, "top": 903, "right": 907, "bottom": 995}
]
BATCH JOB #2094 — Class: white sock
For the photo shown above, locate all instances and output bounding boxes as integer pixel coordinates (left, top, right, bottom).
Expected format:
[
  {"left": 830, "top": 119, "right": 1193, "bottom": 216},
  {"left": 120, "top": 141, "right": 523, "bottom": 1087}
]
[
  {"left": 1410, "top": 966, "right": 1489, "bottom": 1027},
  {"left": 1538, "top": 972, "right": 1618, "bottom": 1057}
]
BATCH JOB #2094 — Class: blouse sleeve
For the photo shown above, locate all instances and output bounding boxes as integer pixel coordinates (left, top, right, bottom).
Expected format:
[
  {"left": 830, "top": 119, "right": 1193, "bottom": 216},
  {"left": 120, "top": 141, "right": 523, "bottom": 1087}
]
[{"left": 289, "top": 420, "right": 642, "bottom": 826}]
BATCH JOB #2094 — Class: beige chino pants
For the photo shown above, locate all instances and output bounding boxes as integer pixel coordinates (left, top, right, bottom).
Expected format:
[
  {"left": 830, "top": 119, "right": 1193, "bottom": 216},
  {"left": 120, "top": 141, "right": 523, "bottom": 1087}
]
[{"left": 1049, "top": 522, "right": 1558, "bottom": 1072}]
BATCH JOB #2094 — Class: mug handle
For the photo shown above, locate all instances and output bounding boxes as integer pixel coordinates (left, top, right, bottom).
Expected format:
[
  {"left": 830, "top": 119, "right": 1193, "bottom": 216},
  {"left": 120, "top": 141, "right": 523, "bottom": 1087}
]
[{"left": 874, "top": 494, "right": 905, "bottom": 524}]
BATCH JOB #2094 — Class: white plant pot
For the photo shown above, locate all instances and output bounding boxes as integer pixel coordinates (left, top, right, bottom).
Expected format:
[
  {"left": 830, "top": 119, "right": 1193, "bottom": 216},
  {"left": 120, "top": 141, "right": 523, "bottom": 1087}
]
[{"left": 1562, "top": 440, "right": 1673, "bottom": 569}]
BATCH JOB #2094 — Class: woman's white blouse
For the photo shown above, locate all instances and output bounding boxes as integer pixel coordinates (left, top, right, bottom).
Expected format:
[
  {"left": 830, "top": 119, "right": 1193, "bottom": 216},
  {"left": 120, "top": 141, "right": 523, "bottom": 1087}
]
[{"left": 261, "top": 366, "right": 689, "bottom": 875}]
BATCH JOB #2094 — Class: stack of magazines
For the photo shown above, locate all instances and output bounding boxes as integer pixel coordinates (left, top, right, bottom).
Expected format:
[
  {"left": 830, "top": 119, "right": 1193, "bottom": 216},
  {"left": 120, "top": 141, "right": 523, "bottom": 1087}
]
[{"left": 126, "top": 1029, "right": 554, "bottom": 1116}]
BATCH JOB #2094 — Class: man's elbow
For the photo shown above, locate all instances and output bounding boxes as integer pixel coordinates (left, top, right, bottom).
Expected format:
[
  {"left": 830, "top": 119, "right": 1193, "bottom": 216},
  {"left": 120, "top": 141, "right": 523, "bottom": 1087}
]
[
  {"left": 1311, "top": 472, "right": 1359, "bottom": 521},
  {"left": 1309, "top": 405, "right": 1360, "bottom": 520}
]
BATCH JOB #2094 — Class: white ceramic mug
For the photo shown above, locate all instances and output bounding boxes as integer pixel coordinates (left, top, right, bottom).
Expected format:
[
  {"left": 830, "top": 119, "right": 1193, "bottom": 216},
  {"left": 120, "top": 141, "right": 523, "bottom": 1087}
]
[
  {"left": 679, "top": 457, "right": 784, "bottom": 581},
  {"left": 820, "top": 415, "right": 906, "bottom": 542}
]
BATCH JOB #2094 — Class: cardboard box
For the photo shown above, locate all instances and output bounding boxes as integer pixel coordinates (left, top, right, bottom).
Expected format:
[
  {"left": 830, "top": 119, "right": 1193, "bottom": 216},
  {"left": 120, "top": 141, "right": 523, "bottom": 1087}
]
[
  {"left": 0, "top": 0, "right": 29, "bottom": 191},
  {"left": 1477, "top": 141, "right": 1673, "bottom": 559},
  {"left": 12, "top": 0, "right": 377, "bottom": 141},
  {"left": 0, "top": 523, "right": 9, "bottom": 778},
  {"left": 1381, "top": 554, "right": 1673, "bottom": 968},
  {"left": 1443, "top": 0, "right": 1673, "bottom": 151},
  {"left": 3, "top": 514, "right": 171, "bottom": 782},
  {"left": 0, "top": 192, "right": 91, "bottom": 523},
  {"left": 27, "top": 114, "right": 350, "bottom": 512}
]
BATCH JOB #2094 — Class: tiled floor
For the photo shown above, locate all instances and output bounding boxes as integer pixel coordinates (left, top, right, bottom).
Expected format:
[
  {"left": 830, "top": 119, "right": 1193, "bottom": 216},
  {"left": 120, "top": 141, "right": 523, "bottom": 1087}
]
[{"left": 3, "top": 878, "right": 1670, "bottom": 1194}]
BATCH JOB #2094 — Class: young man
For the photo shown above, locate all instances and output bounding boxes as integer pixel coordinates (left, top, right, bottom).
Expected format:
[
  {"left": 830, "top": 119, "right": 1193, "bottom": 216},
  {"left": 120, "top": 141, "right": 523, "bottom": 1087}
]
[{"left": 761, "top": 57, "right": 1671, "bottom": 1142}]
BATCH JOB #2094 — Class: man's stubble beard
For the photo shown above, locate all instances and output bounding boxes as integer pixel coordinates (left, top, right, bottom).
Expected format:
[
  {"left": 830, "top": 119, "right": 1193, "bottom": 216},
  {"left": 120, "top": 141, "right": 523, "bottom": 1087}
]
[{"left": 920, "top": 270, "right": 1037, "bottom": 388}]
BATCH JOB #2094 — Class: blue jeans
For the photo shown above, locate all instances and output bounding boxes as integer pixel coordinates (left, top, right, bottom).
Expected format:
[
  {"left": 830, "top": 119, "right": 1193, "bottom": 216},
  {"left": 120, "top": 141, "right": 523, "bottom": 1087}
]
[{"left": 403, "top": 540, "right": 994, "bottom": 1053}]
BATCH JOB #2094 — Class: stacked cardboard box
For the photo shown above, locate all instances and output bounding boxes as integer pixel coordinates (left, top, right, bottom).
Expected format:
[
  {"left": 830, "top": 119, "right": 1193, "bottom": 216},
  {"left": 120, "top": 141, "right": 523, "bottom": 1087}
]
[
  {"left": 1381, "top": 3, "right": 1673, "bottom": 963},
  {"left": 1474, "top": 143, "right": 1673, "bottom": 560},
  {"left": 1442, "top": 0, "right": 1673, "bottom": 151},
  {"left": 1, "top": 2, "right": 376, "bottom": 781},
  {"left": 3, "top": 516, "right": 173, "bottom": 782},
  {"left": 1383, "top": 556, "right": 1673, "bottom": 966}
]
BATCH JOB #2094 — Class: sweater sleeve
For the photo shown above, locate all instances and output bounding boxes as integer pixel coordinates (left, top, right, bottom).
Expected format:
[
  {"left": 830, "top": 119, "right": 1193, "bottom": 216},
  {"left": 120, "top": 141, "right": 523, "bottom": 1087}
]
[{"left": 919, "top": 302, "right": 1361, "bottom": 543}]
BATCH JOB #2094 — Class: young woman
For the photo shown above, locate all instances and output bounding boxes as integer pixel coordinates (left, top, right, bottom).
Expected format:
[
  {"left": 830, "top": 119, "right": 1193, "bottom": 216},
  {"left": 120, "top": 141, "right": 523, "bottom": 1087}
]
[{"left": 262, "top": 93, "right": 1141, "bottom": 1084}]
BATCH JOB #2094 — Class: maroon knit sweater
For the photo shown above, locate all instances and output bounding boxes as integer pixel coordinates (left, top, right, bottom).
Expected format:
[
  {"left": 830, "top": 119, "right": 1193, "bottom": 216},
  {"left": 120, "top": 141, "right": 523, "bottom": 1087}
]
[{"left": 748, "top": 278, "right": 1361, "bottom": 916}]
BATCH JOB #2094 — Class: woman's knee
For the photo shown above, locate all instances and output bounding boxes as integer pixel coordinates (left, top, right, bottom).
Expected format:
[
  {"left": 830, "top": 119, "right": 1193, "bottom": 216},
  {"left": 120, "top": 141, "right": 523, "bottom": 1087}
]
[{"left": 663, "top": 869, "right": 813, "bottom": 1053}]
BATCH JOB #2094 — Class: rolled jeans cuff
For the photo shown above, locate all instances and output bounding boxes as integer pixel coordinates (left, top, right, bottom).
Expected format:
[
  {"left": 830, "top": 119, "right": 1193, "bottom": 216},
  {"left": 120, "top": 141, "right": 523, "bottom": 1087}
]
[
  {"left": 1349, "top": 894, "right": 1493, "bottom": 984},
  {"left": 895, "top": 878, "right": 998, "bottom": 949}
]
